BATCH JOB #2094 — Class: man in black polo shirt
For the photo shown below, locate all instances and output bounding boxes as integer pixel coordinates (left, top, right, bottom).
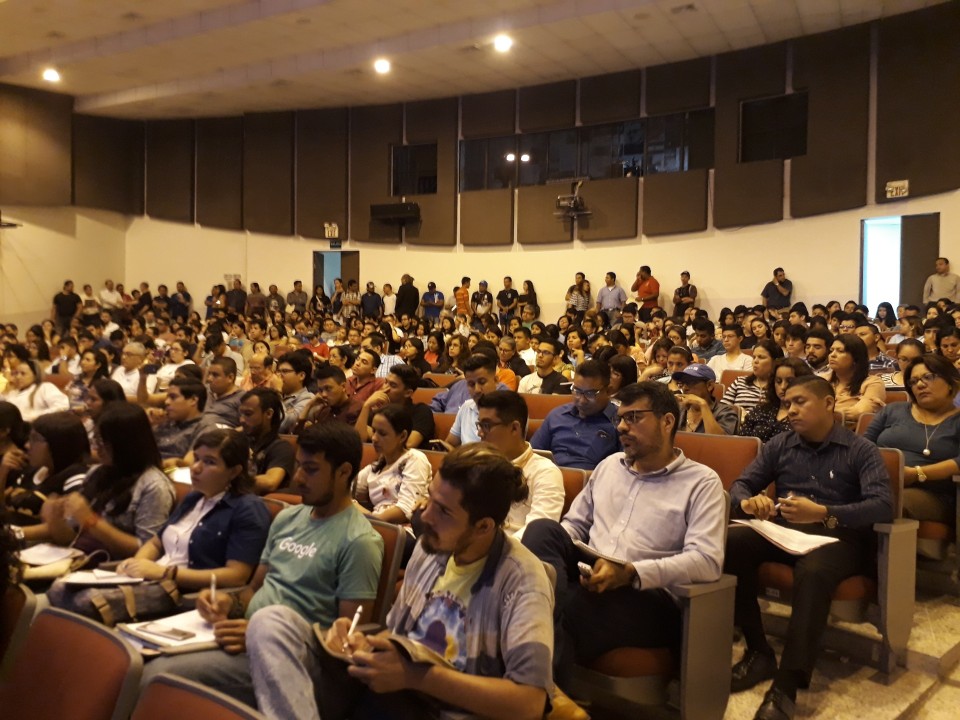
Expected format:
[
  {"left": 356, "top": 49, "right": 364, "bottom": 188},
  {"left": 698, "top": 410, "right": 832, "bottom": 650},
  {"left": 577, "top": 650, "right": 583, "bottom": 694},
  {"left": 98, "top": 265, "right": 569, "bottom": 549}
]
[
  {"left": 51, "top": 280, "right": 82, "bottom": 335},
  {"left": 354, "top": 363, "right": 435, "bottom": 449},
  {"left": 360, "top": 282, "right": 382, "bottom": 321},
  {"left": 238, "top": 387, "right": 296, "bottom": 494},
  {"left": 497, "top": 276, "right": 520, "bottom": 325}
]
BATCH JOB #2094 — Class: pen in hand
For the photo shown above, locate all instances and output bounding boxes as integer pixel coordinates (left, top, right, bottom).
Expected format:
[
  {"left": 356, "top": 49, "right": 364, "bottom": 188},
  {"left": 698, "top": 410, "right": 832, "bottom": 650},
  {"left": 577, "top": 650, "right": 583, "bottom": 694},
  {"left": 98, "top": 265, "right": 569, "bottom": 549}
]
[
  {"left": 210, "top": 573, "right": 217, "bottom": 607},
  {"left": 342, "top": 605, "right": 363, "bottom": 652}
]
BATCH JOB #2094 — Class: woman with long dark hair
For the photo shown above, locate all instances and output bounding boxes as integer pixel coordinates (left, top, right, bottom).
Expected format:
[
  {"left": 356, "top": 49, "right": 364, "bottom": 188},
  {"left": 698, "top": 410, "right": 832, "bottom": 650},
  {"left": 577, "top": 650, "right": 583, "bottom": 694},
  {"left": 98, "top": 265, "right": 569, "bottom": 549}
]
[
  {"left": 6, "top": 360, "right": 69, "bottom": 422},
  {"left": 826, "top": 334, "right": 886, "bottom": 425},
  {"left": 400, "top": 338, "right": 432, "bottom": 377},
  {"left": 3, "top": 412, "right": 90, "bottom": 522},
  {"left": 117, "top": 429, "right": 269, "bottom": 589},
  {"left": 739, "top": 357, "right": 814, "bottom": 443},
  {"left": 22, "top": 403, "right": 174, "bottom": 559},
  {"left": 68, "top": 349, "right": 110, "bottom": 411},
  {"left": 722, "top": 339, "right": 784, "bottom": 412}
]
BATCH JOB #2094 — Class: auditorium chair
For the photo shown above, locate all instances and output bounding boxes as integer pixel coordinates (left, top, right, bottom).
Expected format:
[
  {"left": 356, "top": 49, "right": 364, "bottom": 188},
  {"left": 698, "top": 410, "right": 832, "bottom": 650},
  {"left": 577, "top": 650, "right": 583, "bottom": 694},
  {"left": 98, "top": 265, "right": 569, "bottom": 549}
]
[
  {"left": 432, "top": 412, "right": 456, "bottom": 440},
  {"left": 366, "top": 518, "right": 407, "bottom": 626},
  {"left": 133, "top": 673, "right": 265, "bottom": 720},
  {"left": 0, "top": 583, "right": 35, "bottom": 680},
  {"left": 567, "top": 497, "right": 736, "bottom": 720},
  {"left": 855, "top": 412, "right": 877, "bottom": 436},
  {"left": 719, "top": 369, "right": 752, "bottom": 389},
  {"left": 757, "top": 447, "right": 917, "bottom": 672},
  {"left": 913, "top": 478, "right": 960, "bottom": 595},
  {"left": 520, "top": 392, "right": 572, "bottom": 420},
  {"left": 675, "top": 432, "right": 761, "bottom": 489},
  {"left": 0, "top": 607, "right": 142, "bottom": 720},
  {"left": 412, "top": 387, "right": 445, "bottom": 406},
  {"left": 559, "top": 467, "right": 587, "bottom": 517},
  {"left": 885, "top": 389, "right": 909, "bottom": 404},
  {"left": 526, "top": 417, "right": 544, "bottom": 440},
  {"left": 423, "top": 372, "right": 459, "bottom": 388}
]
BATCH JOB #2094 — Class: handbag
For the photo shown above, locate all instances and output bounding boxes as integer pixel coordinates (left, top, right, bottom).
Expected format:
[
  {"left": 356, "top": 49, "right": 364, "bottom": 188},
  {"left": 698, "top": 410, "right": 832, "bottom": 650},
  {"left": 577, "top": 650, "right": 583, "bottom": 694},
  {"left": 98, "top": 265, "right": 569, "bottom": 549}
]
[{"left": 47, "top": 577, "right": 181, "bottom": 627}]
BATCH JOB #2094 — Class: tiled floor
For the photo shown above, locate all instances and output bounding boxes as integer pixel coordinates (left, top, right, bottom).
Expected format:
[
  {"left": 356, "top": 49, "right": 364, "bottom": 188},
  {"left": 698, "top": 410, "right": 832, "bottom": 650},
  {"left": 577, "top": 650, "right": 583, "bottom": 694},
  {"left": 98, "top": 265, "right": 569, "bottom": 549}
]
[{"left": 586, "top": 591, "right": 960, "bottom": 720}]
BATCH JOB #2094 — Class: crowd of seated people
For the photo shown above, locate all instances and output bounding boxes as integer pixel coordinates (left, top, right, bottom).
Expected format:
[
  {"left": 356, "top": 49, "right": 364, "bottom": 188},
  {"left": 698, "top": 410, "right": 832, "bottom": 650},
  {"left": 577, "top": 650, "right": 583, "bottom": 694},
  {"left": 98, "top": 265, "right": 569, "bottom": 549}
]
[{"left": 4, "top": 263, "right": 960, "bottom": 720}]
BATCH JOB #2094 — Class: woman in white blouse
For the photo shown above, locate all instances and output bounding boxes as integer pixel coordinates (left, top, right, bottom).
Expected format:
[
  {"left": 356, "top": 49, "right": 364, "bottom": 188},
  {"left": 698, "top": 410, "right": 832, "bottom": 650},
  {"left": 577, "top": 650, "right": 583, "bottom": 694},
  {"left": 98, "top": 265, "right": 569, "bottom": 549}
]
[
  {"left": 6, "top": 360, "right": 69, "bottom": 422},
  {"left": 354, "top": 404, "right": 431, "bottom": 525}
]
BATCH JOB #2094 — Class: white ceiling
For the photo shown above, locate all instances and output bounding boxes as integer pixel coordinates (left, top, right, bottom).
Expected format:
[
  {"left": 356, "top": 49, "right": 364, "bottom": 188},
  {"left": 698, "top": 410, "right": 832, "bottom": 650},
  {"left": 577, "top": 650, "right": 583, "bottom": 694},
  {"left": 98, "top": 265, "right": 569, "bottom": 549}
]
[{"left": 0, "top": 0, "right": 946, "bottom": 119}]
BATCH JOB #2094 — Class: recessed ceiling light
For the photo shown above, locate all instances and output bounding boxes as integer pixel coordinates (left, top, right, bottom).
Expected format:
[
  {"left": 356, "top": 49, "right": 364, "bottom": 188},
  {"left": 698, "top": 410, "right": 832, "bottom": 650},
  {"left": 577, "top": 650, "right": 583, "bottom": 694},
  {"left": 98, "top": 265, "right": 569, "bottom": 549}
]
[
  {"left": 493, "top": 34, "right": 513, "bottom": 53},
  {"left": 520, "top": 153, "right": 530, "bottom": 162},
  {"left": 373, "top": 58, "right": 391, "bottom": 74},
  {"left": 42, "top": 68, "right": 61, "bottom": 83},
  {"left": 505, "top": 153, "right": 516, "bottom": 162}
]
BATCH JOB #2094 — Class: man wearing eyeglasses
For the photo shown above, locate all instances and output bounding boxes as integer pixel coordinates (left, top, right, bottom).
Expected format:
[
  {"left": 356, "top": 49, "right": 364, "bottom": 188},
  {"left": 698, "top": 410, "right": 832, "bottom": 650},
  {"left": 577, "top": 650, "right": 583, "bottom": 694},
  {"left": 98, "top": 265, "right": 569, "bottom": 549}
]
[
  {"left": 530, "top": 359, "right": 620, "bottom": 470},
  {"left": 518, "top": 339, "right": 571, "bottom": 395},
  {"left": 522, "top": 380, "right": 726, "bottom": 686}
]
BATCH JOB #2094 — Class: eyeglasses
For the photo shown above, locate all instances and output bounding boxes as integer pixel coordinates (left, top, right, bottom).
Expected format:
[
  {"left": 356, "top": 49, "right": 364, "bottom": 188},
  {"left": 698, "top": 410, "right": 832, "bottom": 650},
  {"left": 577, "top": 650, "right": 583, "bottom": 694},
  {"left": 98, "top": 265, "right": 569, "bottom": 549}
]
[
  {"left": 908, "top": 372, "right": 941, "bottom": 388},
  {"left": 617, "top": 409, "right": 656, "bottom": 426},
  {"left": 572, "top": 387, "right": 602, "bottom": 399},
  {"left": 535, "top": 349, "right": 554, "bottom": 356},
  {"left": 475, "top": 421, "right": 509, "bottom": 434}
]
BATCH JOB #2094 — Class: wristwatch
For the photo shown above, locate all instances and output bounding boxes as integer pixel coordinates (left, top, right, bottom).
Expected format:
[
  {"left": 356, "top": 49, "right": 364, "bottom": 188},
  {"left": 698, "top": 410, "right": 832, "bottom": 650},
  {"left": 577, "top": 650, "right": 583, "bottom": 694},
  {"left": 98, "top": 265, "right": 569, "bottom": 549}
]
[
  {"left": 823, "top": 512, "right": 839, "bottom": 529},
  {"left": 916, "top": 466, "right": 928, "bottom": 483}
]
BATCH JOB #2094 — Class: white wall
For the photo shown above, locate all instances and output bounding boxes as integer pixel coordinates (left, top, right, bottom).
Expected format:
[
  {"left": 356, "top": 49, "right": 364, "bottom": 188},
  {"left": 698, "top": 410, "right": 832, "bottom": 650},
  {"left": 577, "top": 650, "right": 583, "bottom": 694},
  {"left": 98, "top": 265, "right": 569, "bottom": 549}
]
[
  {"left": 0, "top": 206, "right": 128, "bottom": 327},
  {"left": 4, "top": 187, "right": 957, "bottom": 330}
]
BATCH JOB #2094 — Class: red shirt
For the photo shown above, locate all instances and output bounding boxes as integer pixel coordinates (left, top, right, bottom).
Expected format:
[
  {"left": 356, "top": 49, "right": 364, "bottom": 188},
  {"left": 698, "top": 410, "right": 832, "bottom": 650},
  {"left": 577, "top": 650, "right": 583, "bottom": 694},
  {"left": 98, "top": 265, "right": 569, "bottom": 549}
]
[{"left": 635, "top": 278, "right": 660, "bottom": 309}]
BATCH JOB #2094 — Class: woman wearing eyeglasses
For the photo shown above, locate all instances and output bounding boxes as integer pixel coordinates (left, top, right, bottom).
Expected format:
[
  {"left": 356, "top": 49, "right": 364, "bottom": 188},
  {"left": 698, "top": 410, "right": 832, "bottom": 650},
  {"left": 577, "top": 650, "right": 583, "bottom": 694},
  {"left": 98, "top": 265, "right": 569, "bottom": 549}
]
[{"left": 864, "top": 354, "right": 960, "bottom": 555}]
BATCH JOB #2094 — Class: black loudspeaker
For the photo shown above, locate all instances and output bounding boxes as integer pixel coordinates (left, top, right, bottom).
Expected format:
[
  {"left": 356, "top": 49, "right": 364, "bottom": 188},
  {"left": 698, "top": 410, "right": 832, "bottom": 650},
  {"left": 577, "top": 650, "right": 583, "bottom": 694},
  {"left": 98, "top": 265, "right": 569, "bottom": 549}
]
[{"left": 370, "top": 202, "right": 420, "bottom": 223}]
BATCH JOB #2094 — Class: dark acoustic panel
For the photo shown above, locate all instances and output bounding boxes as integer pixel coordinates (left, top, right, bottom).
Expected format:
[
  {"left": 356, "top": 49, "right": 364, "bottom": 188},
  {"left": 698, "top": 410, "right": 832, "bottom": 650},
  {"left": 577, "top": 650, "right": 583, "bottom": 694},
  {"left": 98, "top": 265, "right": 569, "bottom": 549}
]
[
  {"left": 876, "top": 4, "right": 960, "bottom": 203},
  {"left": 577, "top": 177, "right": 639, "bottom": 241},
  {"left": 517, "top": 184, "right": 570, "bottom": 245},
  {"left": 243, "top": 112, "right": 294, "bottom": 236},
  {"left": 900, "top": 213, "right": 941, "bottom": 306},
  {"left": 519, "top": 81, "right": 577, "bottom": 133},
  {"left": 145, "top": 120, "right": 194, "bottom": 223},
  {"left": 579, "top": 70, "right": 642, "bottom": 125},
  {"left": 196, "top": 117, "right": 243, "bottom": 230},
  {"left": 645, "top": 57, "right": 711, "bottom": 116},
  {"left": 460, "top": 190, "right": 513, "bottom": 246},
  {"left": 461, "top": 90, "right": 515, "bottom": 139},
  {"left": 350, "top": 104, "right": 402, "bottom": 243},
  {"left": 73, "top": 115, "right": 144, "bottom": 215},
  {"left": 0, "top": 83, "right": 73, "bottom": 206},
  {"left": 642, "top": 170, "right": 709, "bottom": 236},
  {"left": 296, "top": 108, "right": 347, "bottom": 239},
  {"left": 791, "top": 25, "right": 870, "bottom": 217},
  {"left": 404, "top": 98, "right": 457, "bottom": 246},
  {"left": 713, "top": 43, "right": 786, "bottom": 228}
]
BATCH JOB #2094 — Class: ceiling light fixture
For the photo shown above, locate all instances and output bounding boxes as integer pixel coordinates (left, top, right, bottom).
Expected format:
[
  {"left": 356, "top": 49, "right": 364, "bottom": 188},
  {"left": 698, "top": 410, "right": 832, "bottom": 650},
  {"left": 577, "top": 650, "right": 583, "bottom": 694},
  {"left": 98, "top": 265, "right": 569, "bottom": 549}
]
[
  {"left": 493, "top": 34, "right": 513, "bottom": 53},
  {"left": 505, "top": 153, "right": 516, "bottom": 162},
  {"left": 42, "top": 68, "right": 61, "bottom": 83},
  {"left": 520, "top": 153, "right": 530, "bottom": 162},
  {"left": 373, "top": 58, "right": 391, "bottom": 74}
]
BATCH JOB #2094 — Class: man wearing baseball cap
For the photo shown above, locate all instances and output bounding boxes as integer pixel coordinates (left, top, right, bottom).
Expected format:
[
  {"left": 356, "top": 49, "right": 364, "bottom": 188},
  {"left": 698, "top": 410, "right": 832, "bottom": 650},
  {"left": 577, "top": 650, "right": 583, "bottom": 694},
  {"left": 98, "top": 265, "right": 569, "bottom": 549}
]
[
  {"left": 471, "top": 280, "right": 494, "bottom": 320},
  {"left": 420, "top": 281, "right": 444, "bottom": 324},
  {"left": 671, "top": 363, "right": 739, "bottom": 435}
]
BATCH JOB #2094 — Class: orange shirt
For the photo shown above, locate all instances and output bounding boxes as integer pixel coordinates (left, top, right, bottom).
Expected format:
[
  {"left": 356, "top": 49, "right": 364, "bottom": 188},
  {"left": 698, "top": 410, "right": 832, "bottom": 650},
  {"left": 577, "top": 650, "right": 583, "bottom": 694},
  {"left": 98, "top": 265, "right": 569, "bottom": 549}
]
[
  {"left": 455, "top": 287, "right": 471, "bottom": 316},
  {"left": 636, "top": 278, "right": 660, "bottom": 309}
]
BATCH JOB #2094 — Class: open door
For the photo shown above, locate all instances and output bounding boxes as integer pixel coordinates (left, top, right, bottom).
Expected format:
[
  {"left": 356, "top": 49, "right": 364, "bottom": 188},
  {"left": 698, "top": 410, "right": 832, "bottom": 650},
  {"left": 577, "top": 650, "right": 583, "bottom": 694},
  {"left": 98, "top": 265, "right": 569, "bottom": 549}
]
[{"left": 900, "top": 213, "right": 940, "bottom": 306}]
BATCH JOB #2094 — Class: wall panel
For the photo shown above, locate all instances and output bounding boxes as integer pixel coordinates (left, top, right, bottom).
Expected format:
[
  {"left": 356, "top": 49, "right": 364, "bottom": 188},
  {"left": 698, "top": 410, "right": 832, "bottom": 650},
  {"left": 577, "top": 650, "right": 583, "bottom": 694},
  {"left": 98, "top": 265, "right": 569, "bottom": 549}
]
[
  {"left": 243, "top": 111, "right": 293, "bottom": 236},
  {"left": 145, "top": 120, "right": 194, "bottom": 224},
  {"left": 876, "top": 3, "right": 960, "bottom": 203},
  {"left": 0, "top": 84, "right": 72, "bottom": 206},
  {"left": 580, "top": 70, "right": 641, "bottom": 125},
  {"left": 517, "top": 185, "right": 570, "bottom": 244},
  {"left": 296, "top": 108, "right": 347, "bottom": 239},
  {"left": 460, "top": 190, "right": 513, "bottom": 246},
  {"left": 350, "top": 104, "right": 402, "bottom": 243},
  {"left": 642, "top": 170, "right": 709, "bottom": 236},
  {"left": 518, "top": 81, "right": 576, "bottom": 133},
  {"left": 73, "top": 115, "right": 144, "bottom": 215},
  {"left": 404, "top": 98, "right": 457, "bottom": 246},
  {"left": 462, "top": 90, "right": 514, "bottom": 139},
  {"left": 645, "top": 58, "right": 711, "bottom": 116},
  {"left": 577, "top": 178, "right": 639, "bottom": 241},
  {"left": 791, "top": 26, "right": 870, "bottom": 218},
  {"left": 196, "top": 117, "right": 243, "bottom": 230},
  {"left": 713, "top": 44, "right": 786, "bottom": 229}
]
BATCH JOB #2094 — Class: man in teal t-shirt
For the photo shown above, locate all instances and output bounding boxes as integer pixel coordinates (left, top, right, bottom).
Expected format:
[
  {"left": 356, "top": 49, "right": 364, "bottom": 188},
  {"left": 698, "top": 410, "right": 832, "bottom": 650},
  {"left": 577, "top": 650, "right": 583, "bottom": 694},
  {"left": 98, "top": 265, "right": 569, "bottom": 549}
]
[{"left": 139, "top": 424, "right": 383, "bottom": 708}]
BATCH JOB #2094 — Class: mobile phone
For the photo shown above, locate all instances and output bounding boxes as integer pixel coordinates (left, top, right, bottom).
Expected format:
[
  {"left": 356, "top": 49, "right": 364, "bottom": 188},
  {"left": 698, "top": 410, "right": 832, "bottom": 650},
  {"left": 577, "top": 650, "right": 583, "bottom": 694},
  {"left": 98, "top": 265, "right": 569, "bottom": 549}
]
[
  {"left": 427, "top": 440, "right": 449, "bottom": 453},
  {"left": 139, "top": 623, "right": 196, "bottom": 641},
  {"left": 577, "top": 561, "right": 593, "bottom": 578}
]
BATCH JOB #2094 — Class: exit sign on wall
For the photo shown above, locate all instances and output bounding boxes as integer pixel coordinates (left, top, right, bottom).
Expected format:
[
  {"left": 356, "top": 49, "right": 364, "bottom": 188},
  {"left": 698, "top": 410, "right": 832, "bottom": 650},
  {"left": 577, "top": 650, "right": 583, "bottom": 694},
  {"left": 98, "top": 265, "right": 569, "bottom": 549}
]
[{"left": 885, "top": 180, "right": 909, "bottom": 199}]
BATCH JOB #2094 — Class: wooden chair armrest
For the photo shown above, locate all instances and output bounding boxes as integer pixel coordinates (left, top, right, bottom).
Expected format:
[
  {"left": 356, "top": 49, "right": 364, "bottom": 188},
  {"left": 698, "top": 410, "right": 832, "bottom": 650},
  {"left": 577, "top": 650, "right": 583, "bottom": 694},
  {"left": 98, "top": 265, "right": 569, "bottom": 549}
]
[{"left": 674, "top": 575, "right": 737, "bottom": 599}]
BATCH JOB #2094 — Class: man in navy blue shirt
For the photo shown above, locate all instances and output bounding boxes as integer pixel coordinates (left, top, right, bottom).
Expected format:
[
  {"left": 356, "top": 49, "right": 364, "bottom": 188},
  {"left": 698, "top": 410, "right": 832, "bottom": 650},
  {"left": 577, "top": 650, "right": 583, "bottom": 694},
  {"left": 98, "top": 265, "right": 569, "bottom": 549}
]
[
  {"left": 359, "top": 282, "right": 382, "bottom": 321},
  {"left": 530, "top": 360, "right": 620, "bottom": 470},
  {"left": 725, "top": 375, "right": 893, "bottom": 720}
]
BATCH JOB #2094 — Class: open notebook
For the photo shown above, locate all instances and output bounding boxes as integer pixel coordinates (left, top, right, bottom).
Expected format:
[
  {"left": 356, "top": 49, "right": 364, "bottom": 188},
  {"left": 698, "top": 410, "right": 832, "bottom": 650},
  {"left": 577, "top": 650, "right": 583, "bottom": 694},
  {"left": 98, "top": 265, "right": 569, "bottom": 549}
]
[
  {"left": 731, "top": 519, "right": 841, "bottom": 556},
  {"left": 119, "top": 609, "right": 218, "bottom": 655}
]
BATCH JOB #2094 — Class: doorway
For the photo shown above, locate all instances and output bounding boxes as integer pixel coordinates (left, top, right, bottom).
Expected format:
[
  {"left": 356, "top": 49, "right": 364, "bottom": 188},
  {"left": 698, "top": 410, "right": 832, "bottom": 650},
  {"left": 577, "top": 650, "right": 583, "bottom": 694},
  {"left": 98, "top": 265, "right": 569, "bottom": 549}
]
[
  {"left": 313, "top": 251, "right": 359, "bottom": 297},
  {"left": 860, "top": 212, "right": 939, "bottom": 310}
]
